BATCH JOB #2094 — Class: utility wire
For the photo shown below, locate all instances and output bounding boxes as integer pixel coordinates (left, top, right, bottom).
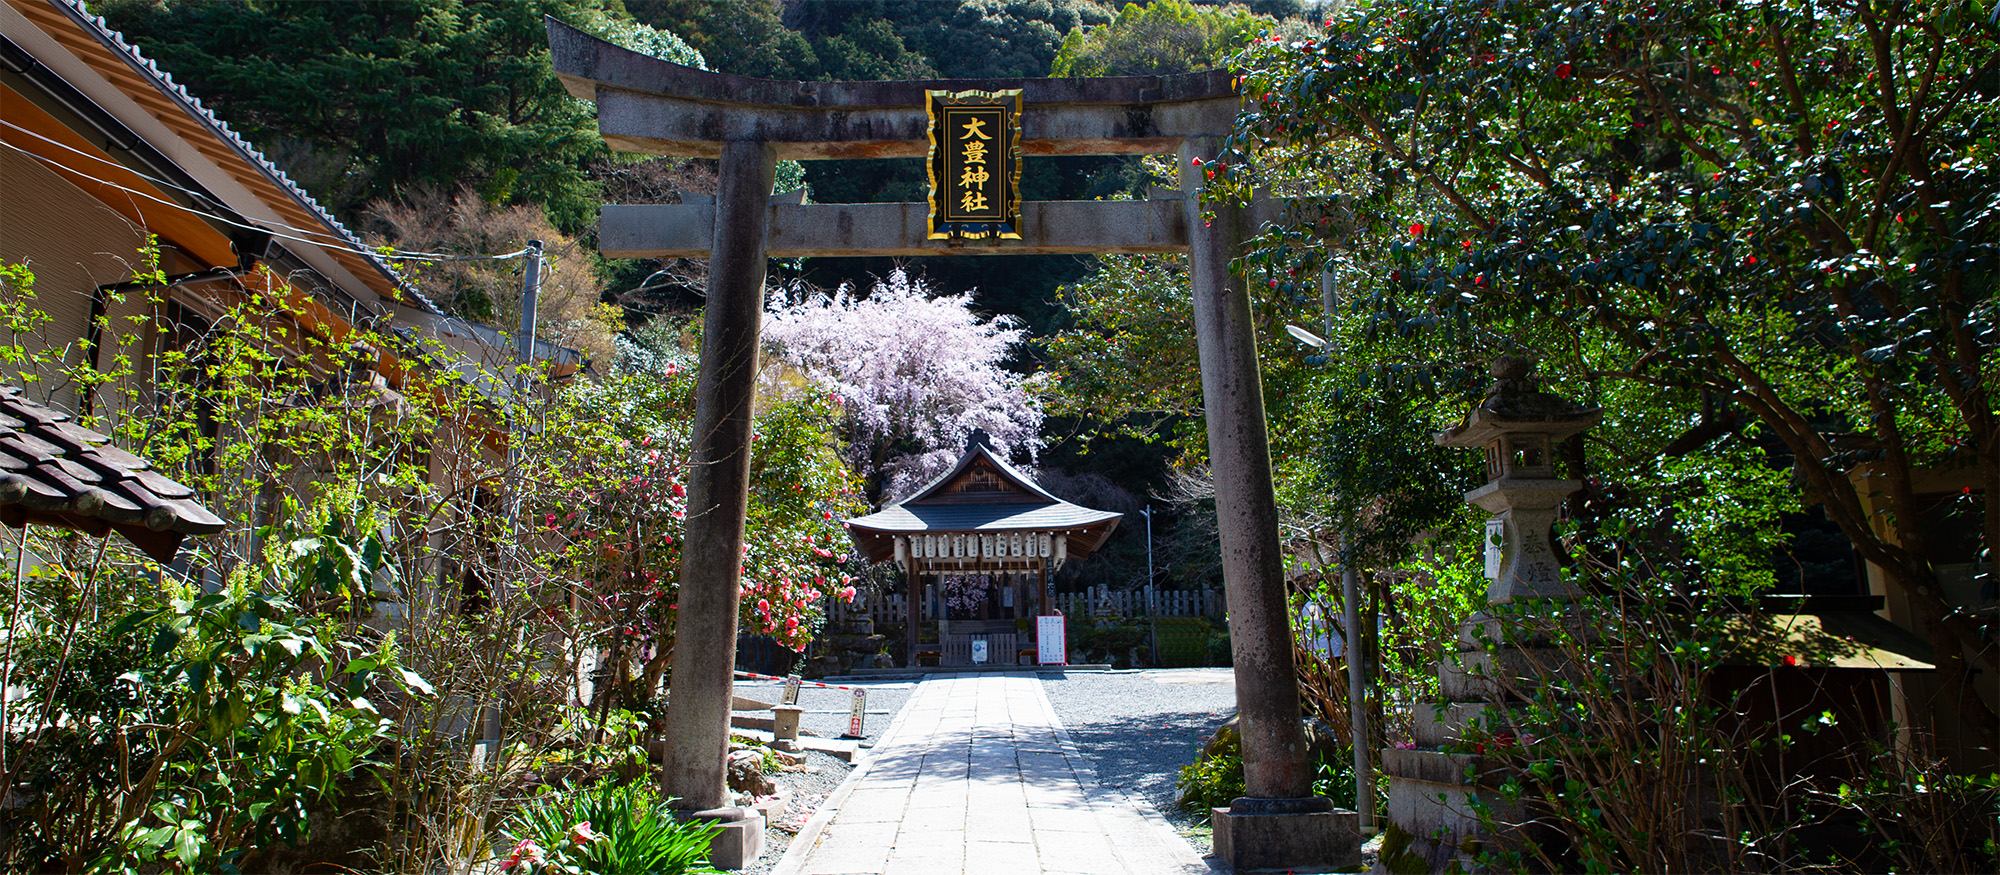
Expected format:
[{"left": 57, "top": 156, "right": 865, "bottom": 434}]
[{"left": 0, "top": 122, "right": 533, "bottom": 263}]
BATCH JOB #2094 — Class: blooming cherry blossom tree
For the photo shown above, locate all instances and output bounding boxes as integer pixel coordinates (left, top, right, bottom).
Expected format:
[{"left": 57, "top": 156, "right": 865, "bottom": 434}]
[{"left": 763, "top": 270, "right": 1045, "bottom": 503}]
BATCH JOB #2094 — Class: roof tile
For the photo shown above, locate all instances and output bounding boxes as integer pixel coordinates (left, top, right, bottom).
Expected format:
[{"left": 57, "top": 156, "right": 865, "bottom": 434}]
[{"left": 1, "top": 386, "right": 225, "bottom": 561}]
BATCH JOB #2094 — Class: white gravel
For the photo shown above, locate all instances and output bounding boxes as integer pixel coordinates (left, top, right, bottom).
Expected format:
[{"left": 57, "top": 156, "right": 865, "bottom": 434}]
[
  {"left": 1038, "top": 668, "right": 1238, "bottom": 850},
  {"left": 737, "top": 749, "right": 853, "bottom": 875}
]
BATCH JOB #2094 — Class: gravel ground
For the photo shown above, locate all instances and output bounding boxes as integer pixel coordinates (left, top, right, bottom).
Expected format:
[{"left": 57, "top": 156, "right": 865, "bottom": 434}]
[
  {"left": 731, "top": 678, "right": 914, "bottom": 875},
  {"left": 737, "top": 749, "right": 853, "bottom": 875},
  {"left": 732, "top": 678, "right": 915, "bottom": 743},
  {"left": 1039, "top": 667, "right": 1239, "bottom": 855}
]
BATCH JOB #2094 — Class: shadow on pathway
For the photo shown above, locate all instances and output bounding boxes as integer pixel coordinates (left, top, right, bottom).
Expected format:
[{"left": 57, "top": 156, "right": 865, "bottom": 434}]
[{"left": 775, "top": 672, "right": 1212, "bottom": 875}]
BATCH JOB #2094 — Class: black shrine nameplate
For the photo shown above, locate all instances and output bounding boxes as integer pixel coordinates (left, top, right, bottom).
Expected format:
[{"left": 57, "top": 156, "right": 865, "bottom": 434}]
[{"left": 926, "top": 89, "right": 1023, "bottom": 241}]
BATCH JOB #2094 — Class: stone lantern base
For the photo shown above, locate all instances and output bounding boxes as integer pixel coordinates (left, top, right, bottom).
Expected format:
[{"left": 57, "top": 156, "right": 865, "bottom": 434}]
[{"left": 1377, "top": 611, "right": 1584, "bottom": 873}]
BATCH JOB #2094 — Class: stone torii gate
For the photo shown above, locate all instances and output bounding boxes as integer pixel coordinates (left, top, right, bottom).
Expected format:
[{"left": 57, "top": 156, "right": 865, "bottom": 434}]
[{"left": 548, "top": 19, "right": 1351, "bottom": 869}]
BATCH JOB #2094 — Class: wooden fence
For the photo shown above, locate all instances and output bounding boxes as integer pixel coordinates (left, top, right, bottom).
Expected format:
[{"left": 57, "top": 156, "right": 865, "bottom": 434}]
[{"left": 829, "top": 585, "right": 1222, "bottom": 628}]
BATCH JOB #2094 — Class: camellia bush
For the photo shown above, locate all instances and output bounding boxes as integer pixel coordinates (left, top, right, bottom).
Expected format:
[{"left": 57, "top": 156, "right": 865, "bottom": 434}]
[
  {"left": 1, "top": 250, "right": 861, "bottom": 871},
  {"left": 1213, "top": 0, "right": 2000, "bottom": 748}
]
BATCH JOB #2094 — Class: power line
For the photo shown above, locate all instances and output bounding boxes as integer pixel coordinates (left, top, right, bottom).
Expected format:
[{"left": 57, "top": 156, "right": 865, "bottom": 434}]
[{"left": 0, "top": 121, "right": 533, "bottom": 263}]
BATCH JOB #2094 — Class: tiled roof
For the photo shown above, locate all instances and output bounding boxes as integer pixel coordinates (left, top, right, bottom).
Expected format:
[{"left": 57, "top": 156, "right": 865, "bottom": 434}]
[
  {"left": 845, "top": 501, "right": 1120, "bottom": 534},
  {"left": 843, "top": 436, "right": 1124, "bottom": 564},
  {"left": 897, "top": 441, "right": 1063, "bottom": 505},
  {"left": 36, "top": 0, "right": 442, "bottom": 315},
  {"left": 0, "top": 386, "right": 224, "bottom": 561}
]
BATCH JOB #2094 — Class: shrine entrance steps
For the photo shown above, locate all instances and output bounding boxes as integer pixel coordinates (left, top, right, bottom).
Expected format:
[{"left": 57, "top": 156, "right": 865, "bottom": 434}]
[{"left": 774, "top": 672, "right": 1211, "bottom": 875}]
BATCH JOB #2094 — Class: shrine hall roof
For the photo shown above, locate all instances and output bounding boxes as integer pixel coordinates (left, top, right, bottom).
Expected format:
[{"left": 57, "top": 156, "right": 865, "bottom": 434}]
[
  {"left": 0, "top": 386, "right": 224, "bottom": 562},
  {"left": 846, "top": 501, "right": 1120, "bottom": 535},
  {"left": 844, "top": 437, "right": 1122, "bottom": 564}
]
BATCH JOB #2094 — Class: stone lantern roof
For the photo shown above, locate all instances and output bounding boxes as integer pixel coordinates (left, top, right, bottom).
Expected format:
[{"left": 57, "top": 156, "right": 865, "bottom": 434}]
[{"left": 1436, "top": 356, "right": 1601, "bottom": 448}]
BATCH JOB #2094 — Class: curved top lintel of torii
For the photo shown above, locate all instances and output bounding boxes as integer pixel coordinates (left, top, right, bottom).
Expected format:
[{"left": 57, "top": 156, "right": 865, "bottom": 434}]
[{"left": 544, "top": 16, "right": 1243, "bottom": 161}]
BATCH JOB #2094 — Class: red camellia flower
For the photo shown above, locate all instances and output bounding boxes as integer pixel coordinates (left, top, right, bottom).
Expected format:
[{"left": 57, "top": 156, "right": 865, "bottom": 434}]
[
  {"left": 1408, "top": 222, "right": 1425, "bottom": 237},
  {"left": 1555, "top": 62, "right": 1573, "bottom": 79},
  {"left": 1783, "top": 655, "right": 1801, "bottom": 667},
  {"left": 1745, "top": 255, "right": 1758, "bottom": 265}
]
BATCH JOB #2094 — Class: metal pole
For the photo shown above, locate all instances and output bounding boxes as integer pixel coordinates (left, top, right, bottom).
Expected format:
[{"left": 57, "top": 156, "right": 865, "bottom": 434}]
[
  {"left": 516, "top": 240, "right": 544, "bottom": 373},
  {"left": 1145, "top": 506, "right": 1158, "bottom": 662},
  {"left": 1144, "top": 506, "right": 1155, "bottom": 585},
  {"left": 478, "top": 240, "right": 543, "bottom": 768},
  {"left": 1323, "top": 266, "right": 1373, "bottom": 831},
  {"left": 505, "top": 239, "right": 545, "bottom": 573},
  {"left": 1342, "top": 533, "right": 1374, "bottom": 832}
]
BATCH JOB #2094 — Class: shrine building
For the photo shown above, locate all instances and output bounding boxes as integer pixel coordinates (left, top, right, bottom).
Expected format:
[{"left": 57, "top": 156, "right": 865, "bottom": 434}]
[{"left": 843, "top": 433, "right": 1121, "bottom": 668}]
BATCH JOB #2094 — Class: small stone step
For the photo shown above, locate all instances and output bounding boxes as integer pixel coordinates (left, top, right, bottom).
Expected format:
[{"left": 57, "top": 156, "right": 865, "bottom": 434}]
[{"left": 729, "top": 711, "right": 775, "bottom": 733}]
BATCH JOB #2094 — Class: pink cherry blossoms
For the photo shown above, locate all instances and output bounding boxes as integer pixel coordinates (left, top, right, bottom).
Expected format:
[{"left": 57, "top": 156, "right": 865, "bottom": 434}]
[{"left": 762, "top": 270, "right": 1044, "bottom": 501}]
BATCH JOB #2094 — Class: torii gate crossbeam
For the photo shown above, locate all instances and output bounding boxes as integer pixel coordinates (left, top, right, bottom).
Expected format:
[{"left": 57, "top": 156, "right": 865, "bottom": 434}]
[{"left": 548, "top": 17, "right": 1350, "bottom": 870}]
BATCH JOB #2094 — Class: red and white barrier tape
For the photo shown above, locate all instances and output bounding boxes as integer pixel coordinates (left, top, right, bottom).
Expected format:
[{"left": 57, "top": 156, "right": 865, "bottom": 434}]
[
  {"left": 733, "top": 670, "right": 862, "bottom": 691},
  {"left": 734, "top": 671, "right": 867, "bottom": 736}
]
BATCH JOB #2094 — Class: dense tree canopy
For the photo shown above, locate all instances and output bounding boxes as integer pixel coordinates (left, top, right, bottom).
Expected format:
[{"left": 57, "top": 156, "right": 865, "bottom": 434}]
[
  {"left": 1052, "top": 0, "right": 1269, "bottom": 77},
  {"left": 98, "top": 0, "right": 701, "bottom": 233},
  {"left": 1218, "top": 0, "right": 2000, "bottom": 740}
]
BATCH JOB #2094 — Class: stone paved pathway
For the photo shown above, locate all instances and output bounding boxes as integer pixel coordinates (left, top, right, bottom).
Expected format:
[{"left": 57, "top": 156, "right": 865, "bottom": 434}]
[{"left": 775, "top": 672, "right": 1212, "bottom": 875}]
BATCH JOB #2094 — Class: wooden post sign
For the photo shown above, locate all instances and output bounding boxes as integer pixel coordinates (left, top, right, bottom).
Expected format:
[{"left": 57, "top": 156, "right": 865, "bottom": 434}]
[
  {"left": 926, "top": 89, "right": 1022, "bottom": 240},
  {"left": 846, "top": 687, "right": 868, "bottom": 738}
]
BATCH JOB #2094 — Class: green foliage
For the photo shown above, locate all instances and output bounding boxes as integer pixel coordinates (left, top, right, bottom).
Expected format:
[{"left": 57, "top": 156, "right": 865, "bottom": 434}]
[
  {"left": 894, "top": 0, "right": 1113, "bottom": 79},
  {"left": 1073, "top": 616, "right": 1148, "bottom": 666},
  {"left": 1, "top": 245, "right": 863, "bottom": 870},
  {"left": 1052, "top": 0, "right": 1268, "bottom": 77},
  {"left": 534, "top": 328, "right": 864, "bottom": 664},
  {"left": 1825, "top": 753, "right": 2000, "bottom": 874},
  {"left": 1309, "top": 745, "right": 1357, "bottom": 809},
  {"left": 1149, "top": 616, "right": 1220, "bottom": 667},
  {"left": 1446, "top": 519, "right": 2000, "bottom": 872},
  {"left": 1040, "top": 255, "right": 1207, "bottom": 448},
  {"left": 0, "top": 516, "right": 426, "bottom": 873},
  {"left": 96, "top": 570, "right": 420, "bottom": 874},
  {"left": 1175, "top": 724, "right": 1245, "bottom": 819},
  {"left": 501, "top": 779, "right": 721, "bottom": 875},
  {"left": 96, "top": 0, "right": 704, "bottom": 233},
  {"left": 1219, "top": 0, "right": 2000, "bottom": 738},
  {"left": 629, "top": 0, "right": 934, "bottom": 80},
  {"left": 626, "top": 0, "right": 820, "bottom": 79}
]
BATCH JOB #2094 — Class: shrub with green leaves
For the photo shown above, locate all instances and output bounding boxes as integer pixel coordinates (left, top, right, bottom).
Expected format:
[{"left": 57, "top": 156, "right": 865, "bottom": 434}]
[
  {"left": 1176, "top": 725, "right": 1245, "bottom": 820},
  {"left": 500, "top": 780, "right": 720, "bottom": 875}
]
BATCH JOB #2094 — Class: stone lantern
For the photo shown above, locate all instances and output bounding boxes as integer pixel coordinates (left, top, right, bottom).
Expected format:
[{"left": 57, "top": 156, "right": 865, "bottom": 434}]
[{"left": 1436, "top": 357, "right": 1601, "bottom": 603}]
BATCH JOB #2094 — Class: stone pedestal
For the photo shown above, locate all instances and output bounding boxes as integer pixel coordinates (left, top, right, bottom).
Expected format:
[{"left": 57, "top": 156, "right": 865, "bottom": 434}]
[
  {"left": 771, "top": 704, "right": 803, "bottom": 752},
  {"left": 685, "top": 806, "right": 764, "bottom": 870},
  {"left": 1210, "top": 797, "right": 1357, "bottom": 872}
]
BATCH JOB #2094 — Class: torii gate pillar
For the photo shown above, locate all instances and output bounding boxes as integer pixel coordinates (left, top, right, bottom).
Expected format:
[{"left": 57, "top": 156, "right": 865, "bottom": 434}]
[
  {"left": 663, "top": 140, "right": 775, "bottom": 812},
  {"left": 548, "top": 18, "right": 1354, "bottom": 869},
  {"left": 1182, "top": 137, "right": 1351, "bottom": 869}
]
